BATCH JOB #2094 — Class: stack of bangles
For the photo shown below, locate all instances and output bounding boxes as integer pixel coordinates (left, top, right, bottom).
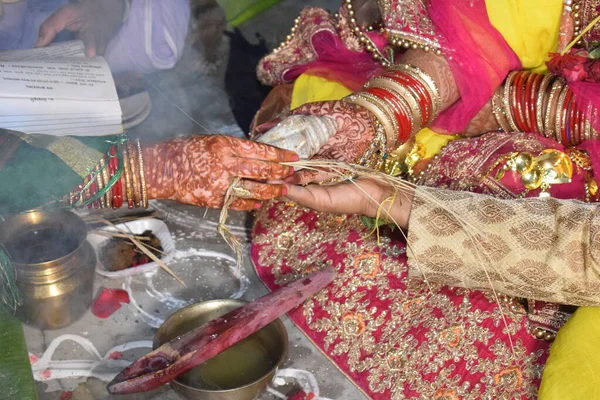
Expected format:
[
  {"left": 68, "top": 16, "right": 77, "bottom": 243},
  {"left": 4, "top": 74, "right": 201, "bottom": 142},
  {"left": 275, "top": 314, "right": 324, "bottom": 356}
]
[
  {"left": 63, "top": 137, "right": 148, "bottom": 210},
  {"left": 345, "top": 64, "right": 442, "bottom": 152},
  {"left": 492, "top": 71, "right": 599, "bottom": 146}
]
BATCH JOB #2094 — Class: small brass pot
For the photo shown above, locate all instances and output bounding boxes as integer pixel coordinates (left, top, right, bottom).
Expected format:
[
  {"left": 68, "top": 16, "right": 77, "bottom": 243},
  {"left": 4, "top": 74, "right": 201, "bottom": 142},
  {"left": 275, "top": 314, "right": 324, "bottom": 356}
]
[
  {"left": 155, "top": 299, "right": 288, "bottom": 400},
  {"left": 0, "top": 210, "right": 96, "bottom": 330}
]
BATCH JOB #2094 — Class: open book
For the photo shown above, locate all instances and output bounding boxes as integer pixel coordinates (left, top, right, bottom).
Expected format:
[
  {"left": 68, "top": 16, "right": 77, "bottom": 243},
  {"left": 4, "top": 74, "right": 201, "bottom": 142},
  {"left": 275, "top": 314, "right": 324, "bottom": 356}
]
[{"left": 0, "top": 41, "right": 123, "bottom": 136}]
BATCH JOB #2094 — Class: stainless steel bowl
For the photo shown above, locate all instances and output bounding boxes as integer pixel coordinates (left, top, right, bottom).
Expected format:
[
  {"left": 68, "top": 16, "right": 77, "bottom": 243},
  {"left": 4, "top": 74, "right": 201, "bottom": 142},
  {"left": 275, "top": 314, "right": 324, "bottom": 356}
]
[{"left": 154, "top": 299, "right": 288, "bottom": 400}]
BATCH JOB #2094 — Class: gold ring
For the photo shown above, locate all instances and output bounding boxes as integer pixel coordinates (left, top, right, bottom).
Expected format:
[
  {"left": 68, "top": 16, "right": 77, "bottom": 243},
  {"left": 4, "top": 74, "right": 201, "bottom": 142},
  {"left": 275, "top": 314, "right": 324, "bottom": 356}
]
[{"left": 231, "top": 182, "right": 253, "bottom": 198}]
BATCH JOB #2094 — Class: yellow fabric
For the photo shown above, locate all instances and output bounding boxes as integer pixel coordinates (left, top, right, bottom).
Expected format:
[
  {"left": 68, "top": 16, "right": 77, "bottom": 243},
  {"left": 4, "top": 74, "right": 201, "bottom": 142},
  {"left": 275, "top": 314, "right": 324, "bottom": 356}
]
[
  {"left": 290, "top": 74, "right": 352, "bottom": 110},
  {"left": 539, "top": 307, "right": 600, "bottom": 399},
  {"left": 291, "top": 73, "right": 458, "bottom": 155},
  {"left": 486, "top": 0, "right": 562, "bottom": 73},
  {"left": 415, "top": 129, "right": 458, "bottom": 158}
]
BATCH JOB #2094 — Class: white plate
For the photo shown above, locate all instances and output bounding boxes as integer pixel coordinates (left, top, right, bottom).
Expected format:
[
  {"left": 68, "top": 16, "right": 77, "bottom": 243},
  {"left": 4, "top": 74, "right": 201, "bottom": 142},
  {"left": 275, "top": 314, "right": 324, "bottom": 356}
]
[
  {"left": 120, "top": 91, "right": 151, "bottom": 121},
  {"left": 88, "top": 218, "right": 175, "bottom": 278},
  {"left": 122, "top": 100, "right": 152, "bottom": 130}
]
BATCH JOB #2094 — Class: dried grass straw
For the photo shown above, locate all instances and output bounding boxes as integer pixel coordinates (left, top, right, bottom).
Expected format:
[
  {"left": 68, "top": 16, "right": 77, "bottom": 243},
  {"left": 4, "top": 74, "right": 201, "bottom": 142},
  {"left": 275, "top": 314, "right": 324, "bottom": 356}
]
[{"left": 218, "top": 159, "right": 519, "bottom": 360}]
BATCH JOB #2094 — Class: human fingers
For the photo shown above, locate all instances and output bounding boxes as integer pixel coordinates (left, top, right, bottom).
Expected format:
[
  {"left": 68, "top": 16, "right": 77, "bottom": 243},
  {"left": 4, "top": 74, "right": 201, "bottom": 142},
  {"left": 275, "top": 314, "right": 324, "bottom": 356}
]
[
  {"left": 253, "top": 118, "right": 283, "bottom": 136},
  {"left": 78, "top": 28, "right": 98, "bottom": 57},
  {"left": 285, "top": 169, "right": 339, "bottom": 185},
  {"left": 235, "top": 139, "right": 298, "bottom": 163},
  {"left": 231, "top": 159, "right": 294, "bottom": 181},
  {"left": 284, "top": 183, "right": 365, "bottom": 215},
  {"left": 229, "top": 198, "right": 262, "bottom": 211},
  {"left": 36, "top": 4, "right": 79, "bottom": 47},
  {"left": 232, "top": 180, "right": 287, "bottom": 200}
]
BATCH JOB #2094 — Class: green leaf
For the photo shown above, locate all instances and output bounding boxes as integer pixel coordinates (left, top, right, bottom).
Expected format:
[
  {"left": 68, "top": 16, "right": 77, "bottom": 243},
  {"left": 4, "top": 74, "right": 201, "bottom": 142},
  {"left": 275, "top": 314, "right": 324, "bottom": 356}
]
[
  {"left": 589, "top": 43, "right": 600, "bottom": 60},
  {"left": 216, "top": 0, "right": 282, "bottom": 26},
  {"left": 0, "top": 308, "right": 38, "bottom": 400}
]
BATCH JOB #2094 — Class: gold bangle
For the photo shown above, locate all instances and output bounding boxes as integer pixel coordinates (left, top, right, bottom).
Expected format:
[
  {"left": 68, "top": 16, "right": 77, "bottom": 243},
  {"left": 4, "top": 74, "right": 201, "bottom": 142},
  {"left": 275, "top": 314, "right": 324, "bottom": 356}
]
[
  {"left": 545, "top": 78, "right": 565, "bottom": 138},
  {"left": 392, "top": 64, "right": 442, "bottom": 118},
  {"left": 503, "top": 71, "right": 519, "bottom": 132},
  {"left": 122, "top": 144, "right": 133, "bottom": 207},
  {"left": 101, "top": 156, "right": 112, "bottom": 209},
  {"left": 555, "top": 85, "right": 569, "bottom": 143},
  {"left": 345, "top": 93, "right": 398, "bottom": 149},
  {"left": 536, "top": 74, "right": 554, "bottom": 134},
  {"left": 491, "top": 88, "right": 510, "bottom": 132},
  {"left": 96, "top": 160, "right": 106, "bottom": 208},
  {"left": 359, "top": 92, "right": 401, "bottom": 148},
  {"left": 366, "top": 77, "right": 423, "bottom": 133},
  {"left": 127, "top": 140, "right": 141, "bottom": 207},
  {"left": 137, "top": 139, "right": 148, "bottom": 208},
  {"left": 357, "top": 121, "right": 387, "bottom": 168}
]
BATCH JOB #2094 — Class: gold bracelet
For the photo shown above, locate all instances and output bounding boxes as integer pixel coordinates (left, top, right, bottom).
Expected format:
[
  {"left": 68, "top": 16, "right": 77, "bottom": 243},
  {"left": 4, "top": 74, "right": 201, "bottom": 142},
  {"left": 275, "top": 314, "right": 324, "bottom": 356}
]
[
  {"left": 101, "top": 156, "right": 112, "bottom": 210},
  {"left": 536, "top": 74, "right": 554, "bottom": 134},
  {"left": 544, "top": 78, "right": 565, "bottom": 138},
  {"left": 360, "top": 92, "right": 401, "bottom": 148},
  {"left": 503, "top": 71, "right": 519, "bottom": 132},
  {"left": 137, "top": 139, "right": 148, "bottom": 209},
  {"left": 555, "top": 85, "right": 569, "bottom": 143},
  {"left": 366, "top": 77, "right": 423, "bottom": 133},
  {"left": 96, "top": 159, "right": 106, "bottom": 208},
  {"left": 357, "top": 121, "right": 387, "bottom": 168},
  {"left": 127, "top": 140, "right": 141, "bottom": 207},
  {"left": 121, "top": 144, "right": 134, "bottom": 207},
  {"left": 491, "top": 88, "right": 510, "bottom": 132},
  {"left": 392, "top": 64, "right": 442, "bottom": 118},
  {"left": 345, "top": 93, "right": 398, "bottom": 150}
]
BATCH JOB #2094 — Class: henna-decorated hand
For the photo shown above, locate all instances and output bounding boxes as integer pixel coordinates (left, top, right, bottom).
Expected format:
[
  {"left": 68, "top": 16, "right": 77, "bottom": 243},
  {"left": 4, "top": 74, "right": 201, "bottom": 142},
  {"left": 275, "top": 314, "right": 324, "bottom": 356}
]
[
  {"left": 142, "top": 136, "right": 298, "bottom": 210},
  {"left": 256, "top": 100, "right": 377, "bottom": 185}
]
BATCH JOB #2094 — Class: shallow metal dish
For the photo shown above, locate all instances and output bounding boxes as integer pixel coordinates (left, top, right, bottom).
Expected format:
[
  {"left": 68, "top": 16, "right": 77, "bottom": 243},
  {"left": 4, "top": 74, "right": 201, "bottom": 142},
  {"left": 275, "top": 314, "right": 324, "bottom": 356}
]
[{"left": 154, "top": 299, "right": 288, "bottom": 400}]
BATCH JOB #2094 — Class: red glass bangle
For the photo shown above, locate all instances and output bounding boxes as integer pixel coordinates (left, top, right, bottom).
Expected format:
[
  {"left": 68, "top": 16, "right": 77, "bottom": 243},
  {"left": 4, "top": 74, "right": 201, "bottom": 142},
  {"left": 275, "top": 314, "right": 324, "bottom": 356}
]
[
  {"left": 568, "top": 93, "right": 578, "bottom": 146},
  {"left": 575, "top": 102, "right": 584, "bottom": 145},
  {"left": 383, "top": 71, "right": 431, "bottom": 118},
  {"left": 512, "top": 72, "right": 529, "bottom": 132},
  {"left": 384, "top": 73, "right": 430, "bottom": 125},
  {"left": 90, "top": 181, "right": 99, "bottom": 208},
  {"left": 528, "top": 73, "right": 543, "bottom": 134},
  {"left": 561, "top": 90, "right": 574, "bottom": 147},
  {"left": 523, "top": 73, "right": 535, "bottom": 132},
  {"left": 384, "top": 71, "right": 431, "bottom": 124},
  {"left": 108, "top": 146, "right": 123, "bottom": 209},
  {"left": 365, "top": 87, "right": 412, "bottom": 141}
]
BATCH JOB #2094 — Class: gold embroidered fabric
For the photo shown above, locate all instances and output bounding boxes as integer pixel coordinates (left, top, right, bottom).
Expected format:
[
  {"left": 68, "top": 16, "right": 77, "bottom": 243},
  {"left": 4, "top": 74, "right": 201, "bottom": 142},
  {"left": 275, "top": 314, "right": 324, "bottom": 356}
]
[
  {"left": 16, "top": 133, "right": 103, "bottom": 178},
  {"left": 251, "top": 201, "right": 548, "bottom": 399},
  {"left": 407, "top": 186, "right": 600, "bottom": 306}
]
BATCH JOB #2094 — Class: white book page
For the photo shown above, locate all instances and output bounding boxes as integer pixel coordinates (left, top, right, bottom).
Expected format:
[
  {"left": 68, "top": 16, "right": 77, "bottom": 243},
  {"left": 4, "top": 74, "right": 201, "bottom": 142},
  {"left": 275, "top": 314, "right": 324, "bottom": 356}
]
[
  {"left": 0, "top": 97, "right": 121, "bottom": 117},
  {"left": 28, "top": 124, "right": 123, "bottom": 136},
  {"left": 0, "top": 40, "right": 86, "bottom": 61},
  {"left": 0, "top": 57, "right": 118, "bottom": 101}
]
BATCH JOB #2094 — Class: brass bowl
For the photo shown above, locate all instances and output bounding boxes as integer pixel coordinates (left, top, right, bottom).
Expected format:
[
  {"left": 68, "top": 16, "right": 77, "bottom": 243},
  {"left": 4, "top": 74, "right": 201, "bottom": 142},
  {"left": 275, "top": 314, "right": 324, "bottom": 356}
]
[
  {"left": 0, "top": 210, "right": 96, "bottom": 329},
  {"left": 155, "top": 299, "right": 288, "bottom": 400}
]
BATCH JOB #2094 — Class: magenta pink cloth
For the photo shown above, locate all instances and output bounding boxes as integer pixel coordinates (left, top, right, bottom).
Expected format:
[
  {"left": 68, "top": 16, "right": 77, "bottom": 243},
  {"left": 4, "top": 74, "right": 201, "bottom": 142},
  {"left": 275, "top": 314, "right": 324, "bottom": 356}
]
[
  {"left": 569, "top": 81, "right": 600, "bottom": 133},
  {"left": 284, "top": 30, "right": 385, "bottom": 91},
  {"left": 428, "top": 0, "right": 522, "bottom": 134}
]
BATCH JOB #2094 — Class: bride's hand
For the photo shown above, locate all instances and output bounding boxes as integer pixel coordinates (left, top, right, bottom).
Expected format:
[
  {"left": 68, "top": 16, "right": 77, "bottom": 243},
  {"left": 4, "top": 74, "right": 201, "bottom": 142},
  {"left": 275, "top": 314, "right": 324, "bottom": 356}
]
[
  {"left": 285, "top": 179, "right": 413, "bottom": 230},
  {"left": 143, "top": 136, "right": 297, "bottom": 210},
  {"left": 256, "top": 100, "right": 377, "bottom": 185}
]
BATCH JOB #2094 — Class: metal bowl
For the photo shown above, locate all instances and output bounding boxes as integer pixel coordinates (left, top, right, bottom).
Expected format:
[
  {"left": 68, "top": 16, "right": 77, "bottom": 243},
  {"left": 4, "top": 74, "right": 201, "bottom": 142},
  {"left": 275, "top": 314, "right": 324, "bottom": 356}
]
[
  {"left": 0, "top": 210, "right": 96, "bottom": 329},
  {"left": 154, "top": 299, "right": 288, "bottom": 400}
]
